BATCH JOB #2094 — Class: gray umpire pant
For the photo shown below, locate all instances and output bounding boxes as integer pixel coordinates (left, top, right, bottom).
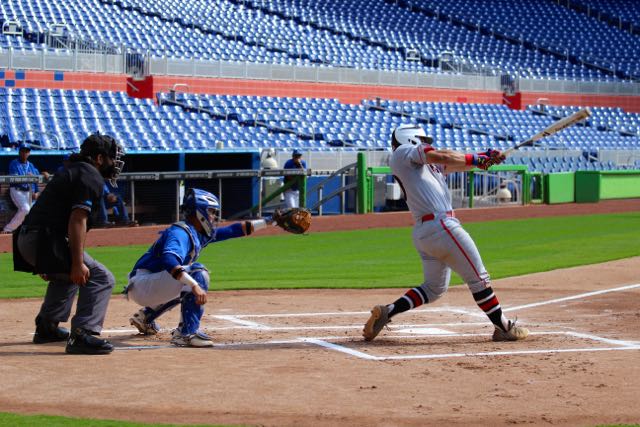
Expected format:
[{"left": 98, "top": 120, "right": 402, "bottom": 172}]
[{"left": 17, "top": 229, "right": 115, "bottom": 334}]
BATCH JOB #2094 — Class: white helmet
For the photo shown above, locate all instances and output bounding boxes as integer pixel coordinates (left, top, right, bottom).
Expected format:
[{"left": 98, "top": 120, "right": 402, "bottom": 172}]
[{"left": 391, "top": 124, "right": 433, "bottom": 148}]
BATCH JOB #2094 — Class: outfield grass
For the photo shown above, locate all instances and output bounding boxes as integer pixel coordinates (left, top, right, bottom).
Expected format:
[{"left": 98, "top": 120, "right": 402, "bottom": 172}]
[
  {"left": 0, "top": 413, "right": 233, "bottom": 427},
  {"left": 1, "top": 212, "right": 639, "bottom": 299}
]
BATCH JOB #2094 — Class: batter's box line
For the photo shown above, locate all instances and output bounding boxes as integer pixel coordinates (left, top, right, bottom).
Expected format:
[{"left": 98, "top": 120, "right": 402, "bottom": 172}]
[
  {"left": 301, "top": 331, "right": 640, "bottom": 361},
  {"left": 111, "top": 331, "right": 640, "bottom": 358}
]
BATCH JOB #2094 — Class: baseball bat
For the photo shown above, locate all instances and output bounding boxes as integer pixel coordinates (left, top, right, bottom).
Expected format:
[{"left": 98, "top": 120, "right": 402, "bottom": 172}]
[{"left": 503, "top": 108, "right": 591, "bottom": 156}]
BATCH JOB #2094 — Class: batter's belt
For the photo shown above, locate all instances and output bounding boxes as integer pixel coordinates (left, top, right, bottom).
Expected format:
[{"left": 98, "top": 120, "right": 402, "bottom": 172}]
[{"left": 421, "top": 210, "right": 455, "bottom": 222}]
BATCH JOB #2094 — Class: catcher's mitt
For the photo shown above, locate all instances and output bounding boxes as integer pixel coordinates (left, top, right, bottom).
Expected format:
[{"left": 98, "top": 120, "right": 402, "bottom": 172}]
[{"left": 273, "top": 208, "right": 311, "bottom": 234}]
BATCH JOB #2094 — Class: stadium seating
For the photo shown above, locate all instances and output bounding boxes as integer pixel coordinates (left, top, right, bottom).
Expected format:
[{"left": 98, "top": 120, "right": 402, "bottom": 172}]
[
  {"left": 1, "top": 0, "right": 637, "bottom": 79},
  {"left": 571, "top": 0, "right": 640, "bottom": 29},
  {"left": 408, "top": 0, "right": 640, "bottom": 79},
  {"left": 1, "top": 87, "right": 637, "bottom": 173}
]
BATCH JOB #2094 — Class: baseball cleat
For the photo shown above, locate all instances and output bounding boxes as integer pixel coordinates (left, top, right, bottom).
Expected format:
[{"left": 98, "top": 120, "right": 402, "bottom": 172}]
[
  {"left": 362, "top": 304, "right": 391, "bottom": 342},
  {"left": 33, "top": 315, "right": 70, "bottom": 344},
  {"left": 492, "top": 319, "right": 529, "bottom": 342},
  {"left": 129, "top": 309, "right": 160, "bottom": 335},
  {"left": 170, "top": 330, "right": 213, "bottom": 348}
]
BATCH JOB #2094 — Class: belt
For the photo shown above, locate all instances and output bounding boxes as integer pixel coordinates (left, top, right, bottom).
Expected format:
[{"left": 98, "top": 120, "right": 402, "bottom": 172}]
[
  {"left": 421, "top": 211, "right": 455, "bottom": 222},
  {"left": 129, "top": 269, "right": 137, "bottom": 279}
]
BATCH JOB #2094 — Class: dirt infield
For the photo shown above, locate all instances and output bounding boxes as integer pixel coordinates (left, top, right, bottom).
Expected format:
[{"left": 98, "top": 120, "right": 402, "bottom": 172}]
[
  {"left": 1, "top": 200, "right": 639, "bottom": 426},
  {"left": 0, "top": 257, "right": 639, "bottom": 426}
]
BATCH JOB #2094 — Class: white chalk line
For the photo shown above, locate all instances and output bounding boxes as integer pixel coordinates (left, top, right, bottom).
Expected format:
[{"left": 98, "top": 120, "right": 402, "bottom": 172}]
[
  {"left": 208, "top": 306, "right": 483, "bottom": 319},
  {"left": 101, "top": 322, "right": 490, "bottom": 335},
  {"left": 49, "top": 282, "right": 640, "bottom": 359},
  {"left": 111, "top": 331, "right": 640, "bottom": 357},
  {"left": 504, "top": 283, "right": 640, "bottom": 313}
]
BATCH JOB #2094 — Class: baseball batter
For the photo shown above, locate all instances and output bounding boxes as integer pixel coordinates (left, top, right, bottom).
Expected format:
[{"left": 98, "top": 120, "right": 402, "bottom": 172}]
[
  {"left": 363, "top": 124, "right": 529, "bottom": 342},
  {"left": 125, "top": 188, "right": 273, "bottom": 347}
]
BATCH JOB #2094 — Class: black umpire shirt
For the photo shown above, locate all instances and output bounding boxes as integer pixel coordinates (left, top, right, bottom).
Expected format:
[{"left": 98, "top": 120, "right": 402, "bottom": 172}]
[{"left": 22, "top": 161, "right": 104, "bottom": 233}]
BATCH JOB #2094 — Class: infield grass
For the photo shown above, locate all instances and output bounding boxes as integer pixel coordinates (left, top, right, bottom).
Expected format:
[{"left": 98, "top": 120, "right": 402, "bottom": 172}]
[{"left": 1, "top": 212, "right": 639, "bottom": 299}]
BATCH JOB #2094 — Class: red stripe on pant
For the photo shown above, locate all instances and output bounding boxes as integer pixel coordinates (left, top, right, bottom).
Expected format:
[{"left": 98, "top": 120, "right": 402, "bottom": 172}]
[{"left": 440, "top": 219, "right": 483, "bottom": 283}]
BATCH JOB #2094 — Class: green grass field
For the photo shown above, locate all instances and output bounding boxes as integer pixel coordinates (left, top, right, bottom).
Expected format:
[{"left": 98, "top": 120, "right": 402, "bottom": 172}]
[
  {"left": 1, "top": 212, "right": 639, "bottom": 426},
  {"left": 0, "top": 413, "right": 233, "bottom": 427},
  {"left": 1, "top": 212, "right": 639, "bottom": 299}
]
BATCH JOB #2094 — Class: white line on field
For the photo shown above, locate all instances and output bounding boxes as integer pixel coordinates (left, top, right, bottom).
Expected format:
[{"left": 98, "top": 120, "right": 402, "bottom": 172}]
[
  {"left": 212, "top": 315, "right": 271, "bottom": 329},
  {"left": 504, "top": 283, "right": 640, "bottom": 313},
  {"left": 212, "top": 306, "right": 483, "bottom": 318},
  {"left": 301, "top": 338, "right": 379, "bottom": 360},
  {"left": 374, "top": 346, "right": 640, "bottom": 361},
  {"left": 563, "top": 331, "right": 640, "bottom": 347},
  {"left": 101, "top": 322, "right": 491, "bottom": 335}
]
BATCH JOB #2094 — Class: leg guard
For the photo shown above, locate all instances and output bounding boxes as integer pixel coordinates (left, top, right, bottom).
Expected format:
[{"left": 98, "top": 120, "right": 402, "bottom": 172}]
[
  {"left": 144, "top": 297, "right": 181, "bottom": 323},
  {"left": 178, "top": 264, "right": 210, "bottom": 335}
]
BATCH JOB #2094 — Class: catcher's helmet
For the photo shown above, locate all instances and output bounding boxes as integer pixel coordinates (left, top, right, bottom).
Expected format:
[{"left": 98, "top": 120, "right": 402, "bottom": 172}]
[
  {"left": 391, "top": 124, "right": 433, "bottom": 148},
  {"left": 79, "top": 133, "right": 125, "bottom": 186},
  {"left": 182, "top": 188, "right": 220, "bottom": 238}
]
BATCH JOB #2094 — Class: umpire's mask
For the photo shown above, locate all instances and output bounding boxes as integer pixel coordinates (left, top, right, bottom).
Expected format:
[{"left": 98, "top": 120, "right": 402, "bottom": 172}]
[{"left": 80, "top": 133, "right": 125, "bottom": 187}]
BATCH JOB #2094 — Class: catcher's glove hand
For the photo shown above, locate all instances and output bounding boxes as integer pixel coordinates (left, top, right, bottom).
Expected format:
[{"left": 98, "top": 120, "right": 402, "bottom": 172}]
[{"left": 272, "top": 208, "right": 311, "bottom": 234}]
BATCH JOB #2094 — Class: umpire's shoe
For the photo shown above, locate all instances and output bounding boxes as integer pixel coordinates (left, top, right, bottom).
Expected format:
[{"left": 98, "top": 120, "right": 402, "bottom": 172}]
[
  {"left": 363, "top": 304, "right": 391, "bottom": 342},
  {"left": 33, "top": 315, "right": 70, "bottom": 344},
  {"left": 65, "top": 328, "right": 114, "bottom": 355}
]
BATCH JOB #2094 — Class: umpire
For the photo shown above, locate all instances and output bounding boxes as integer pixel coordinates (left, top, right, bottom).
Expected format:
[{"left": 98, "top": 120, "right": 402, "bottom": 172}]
[{"left": 13, "top": 134, "right": 124, "bottom": 355}]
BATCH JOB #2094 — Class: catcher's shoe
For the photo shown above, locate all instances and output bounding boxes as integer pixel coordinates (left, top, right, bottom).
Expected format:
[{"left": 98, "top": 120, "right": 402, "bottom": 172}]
[
  {"left": 492, "top": 319, "right": 529, "bottom": 342},
  {"left": 170, "top": 330, "right": 213, "bottom": 348},
  {"left": 33, "top": 315, "right": 70, "bottom": 344},
  {"left": 129, "top": 309, "right": 160, "bottom": 335},
  {"left": 362, "top": 304, "right": 391, "bottom": 342}
]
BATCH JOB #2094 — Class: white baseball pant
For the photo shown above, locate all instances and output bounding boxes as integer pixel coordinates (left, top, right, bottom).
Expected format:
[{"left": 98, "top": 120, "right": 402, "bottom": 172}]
[
  {"left": 284, "top": 189, "right": 299, "bottom": 208},
  {"left": 412, "top": 215, "right": 490, "bottom": 302},
  {"left": 126, "top": 269, "right": 192, "bottom": 308},
  {"left": 3, "top": 188, "right": 32, "bottom": 232}
]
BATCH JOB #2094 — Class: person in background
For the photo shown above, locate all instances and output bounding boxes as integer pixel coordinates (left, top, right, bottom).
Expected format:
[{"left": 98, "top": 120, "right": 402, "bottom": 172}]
[
  {"left": 56, "top": 153, "right": 72, "bottom": 174},
  {"left": 2, "top": 143, "right": 49, "bottom": 234},
  {"left": 97, "top": 180, "right": 137, "bottom": 227},
  {"left": 282, "top": 150, "right": 306, "bottom": 208}
]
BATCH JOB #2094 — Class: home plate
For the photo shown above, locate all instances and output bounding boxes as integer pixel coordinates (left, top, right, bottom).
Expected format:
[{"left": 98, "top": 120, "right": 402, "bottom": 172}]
[{"left": 394, "top": 327, "right": 453, "bottom": 335}]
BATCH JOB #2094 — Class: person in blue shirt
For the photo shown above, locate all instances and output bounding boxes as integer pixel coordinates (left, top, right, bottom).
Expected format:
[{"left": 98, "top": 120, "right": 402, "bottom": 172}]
[
  {"left": 283, "top": 149, "right": 307, "bottom": 208},
  {"left": 96, "top": 180, "right": 135, "bottom": 227},
  {"left": 2, "top": 143, "right": 49, "bottom": 233},
  {"left": 125, "top": 188, "right": 273, "bottom": 347}
]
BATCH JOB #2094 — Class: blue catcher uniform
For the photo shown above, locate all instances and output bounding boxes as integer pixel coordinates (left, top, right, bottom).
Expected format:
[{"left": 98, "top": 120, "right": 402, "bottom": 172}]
[
  {"left": 125, "top": 188, "right": 254, "bottom": 347},
  {"left": 126, "top": 221, "right": 245, "bottom": 340}
]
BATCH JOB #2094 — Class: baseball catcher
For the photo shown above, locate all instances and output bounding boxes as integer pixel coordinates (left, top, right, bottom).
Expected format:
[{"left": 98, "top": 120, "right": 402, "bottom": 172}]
[
  {"left": 124, "top": 189, "right": 309, "bottom": 347},
  {"left": 273, "top": 207, "right": 312, "bottom": 234}
]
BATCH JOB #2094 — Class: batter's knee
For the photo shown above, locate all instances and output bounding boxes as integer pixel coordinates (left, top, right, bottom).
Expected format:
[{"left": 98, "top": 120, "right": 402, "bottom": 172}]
[
  {"left": 419, "top": 283, "right": 447, "bottom": 303},
  {"left": 466, "top": 272, "right": 491, "bottom": 294}
]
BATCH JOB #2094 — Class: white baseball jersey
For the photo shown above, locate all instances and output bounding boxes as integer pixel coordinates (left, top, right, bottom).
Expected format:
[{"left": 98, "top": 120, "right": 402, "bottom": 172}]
[{"left": 390, "top": 142, "right": 452, "bottom": 222}]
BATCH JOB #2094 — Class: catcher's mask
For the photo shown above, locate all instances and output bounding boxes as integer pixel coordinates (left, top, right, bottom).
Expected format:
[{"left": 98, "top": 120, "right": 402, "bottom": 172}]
[
  {"left": 391, "top": 124, "right": 433, "bottom": 149},
  {"left": 182, "top": 188, "right": 220, "bottom": 238},
  {"left": 79, "top": 133, "right": 125, "bottom": 187}
]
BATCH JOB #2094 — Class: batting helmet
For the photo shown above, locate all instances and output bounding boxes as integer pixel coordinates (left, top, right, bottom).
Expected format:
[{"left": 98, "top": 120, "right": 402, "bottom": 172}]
[
  {"left": 182, "top": 188, "right": 220, "bottom": 238},
  {"left": 391, "top": 124, "right": 433, "bottom": 148}
]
